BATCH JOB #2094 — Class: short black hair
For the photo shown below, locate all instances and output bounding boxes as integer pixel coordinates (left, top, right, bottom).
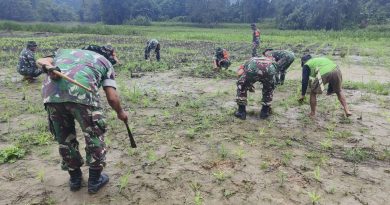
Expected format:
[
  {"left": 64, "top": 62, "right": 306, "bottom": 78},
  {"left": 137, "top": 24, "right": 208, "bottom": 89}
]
[
  {"left": 301, "top": 54, "right": 312, "bottom": 67},
  {"left": 262, "top": 48, "right": 273, "bottom": 56},
  {"left": 82, "top": 45, "right": 117, "bottom": 65}
]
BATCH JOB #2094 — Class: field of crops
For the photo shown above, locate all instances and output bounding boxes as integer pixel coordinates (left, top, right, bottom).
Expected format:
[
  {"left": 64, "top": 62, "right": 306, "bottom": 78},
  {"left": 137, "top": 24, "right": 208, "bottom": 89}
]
[{"left": 0, "top": 22, "right": 389, "bottom": 205}]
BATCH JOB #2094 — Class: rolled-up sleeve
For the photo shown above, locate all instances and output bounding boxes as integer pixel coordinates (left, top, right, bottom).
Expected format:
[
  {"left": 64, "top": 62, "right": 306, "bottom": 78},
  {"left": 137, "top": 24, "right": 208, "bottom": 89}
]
[{"left": 102, "top": 65, "right": 117, "bottom": 89}]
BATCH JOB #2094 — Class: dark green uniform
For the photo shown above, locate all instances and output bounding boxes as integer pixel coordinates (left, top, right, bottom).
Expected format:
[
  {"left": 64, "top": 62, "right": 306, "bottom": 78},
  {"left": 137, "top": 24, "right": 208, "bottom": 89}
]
[
  {"left": 252, "top": 28, "right": 261, "bottom": 57},
  {"left": 43, "top": 49, "right": 116, "bottom": 171},
  {"left": 145, "top": 39, "right": 160, "bottom": 61},
  {"left": 17, "top": 48, "right": 43, "bottom": 78},
  {"left": 265, "top": 50, "right": 295, "bottom": 85},
  {"left": 236, "top": 57, "right": 277, "bottom": 106}
]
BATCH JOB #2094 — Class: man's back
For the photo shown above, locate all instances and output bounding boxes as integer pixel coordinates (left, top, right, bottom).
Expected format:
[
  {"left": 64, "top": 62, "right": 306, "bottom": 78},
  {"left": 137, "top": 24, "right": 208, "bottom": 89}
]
[
  {"left": 42, "top": 49, "right": 116, "bottom": 107},
  {"left": 269, "top": 50, "right": 294, "bottom": 61}
]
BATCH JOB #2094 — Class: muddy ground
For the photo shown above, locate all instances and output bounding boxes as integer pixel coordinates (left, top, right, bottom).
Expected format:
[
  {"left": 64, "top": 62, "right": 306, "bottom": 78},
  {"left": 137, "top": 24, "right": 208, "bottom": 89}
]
[{"left": 0, "top": 32, "right": 389, "bottom": 205}]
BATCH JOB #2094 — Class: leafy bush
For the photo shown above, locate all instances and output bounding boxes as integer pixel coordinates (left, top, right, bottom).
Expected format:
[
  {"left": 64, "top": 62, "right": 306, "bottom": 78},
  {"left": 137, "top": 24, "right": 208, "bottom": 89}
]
[
  {"left": 170, "top": 16, "right": 188, "bottom": 22},
  {"left": 0, "top": 145, "right": 26, "bottom": 163},
  {"left": 124, "top": 16, "right": 151, "bottom": 26}
]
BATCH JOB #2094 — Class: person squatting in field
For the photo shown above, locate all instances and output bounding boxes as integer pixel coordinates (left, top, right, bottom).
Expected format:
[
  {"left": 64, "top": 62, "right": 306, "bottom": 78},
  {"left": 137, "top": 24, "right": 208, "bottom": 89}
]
[
  {"left": 299, "top": 55, "right": 352, "bottom": 117},
  {"left": 213, "top": 47, "right": 231, "bottom": 71},
  {"left": 144, "top": 39, "right": 160, "bottom": 61},
  {"left": 251, "top": 23, "right": 261, "bottom": 57},
  {"left": 235, "top": 56, "right": 277, "bottom": 120},
  {"left": 17, "top": 41, "right": 43, "bottom": 81},
  {"left": 263, "top": 49, "right": 295, "bottom": 85},
  {"left": 36, "top": 48, "right": 128, "bottom": 194}
]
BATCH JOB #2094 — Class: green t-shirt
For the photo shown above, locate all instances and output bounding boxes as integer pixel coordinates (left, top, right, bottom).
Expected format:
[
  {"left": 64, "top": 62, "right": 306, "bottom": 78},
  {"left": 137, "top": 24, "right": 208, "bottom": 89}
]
[
  {"left": 42, "top": 49, "right": 116, "bottom": 107},
  {"left": 305, "top": 57, "right": 337, "bottom": 78}
]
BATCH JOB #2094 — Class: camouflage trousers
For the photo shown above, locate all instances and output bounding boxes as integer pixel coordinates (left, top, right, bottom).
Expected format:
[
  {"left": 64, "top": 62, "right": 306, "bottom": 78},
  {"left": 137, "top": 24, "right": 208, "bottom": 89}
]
[
  {"left": 275, "top": 55, "right": 295, "bottom": 84},
  {"left": 45, "top": 102, "right": 107, "bottom": 171},
  {"left": 145, "top": 46, "right": 160, "bottom": 61},
  {"left": 236, "top": 69, "right": 276, "bottom": 106},
  {"left": 17, "top": 66, "right": 43, "bottom": 78},
  {"left": 252, "top": 41, "right": 260, "bottom": 57}
]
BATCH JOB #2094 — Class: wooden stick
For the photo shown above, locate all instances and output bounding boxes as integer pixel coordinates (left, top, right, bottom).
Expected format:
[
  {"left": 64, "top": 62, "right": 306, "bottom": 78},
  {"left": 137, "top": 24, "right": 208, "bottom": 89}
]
[{"left": 51, "top": 70, "right": 92, "bottom": 92}]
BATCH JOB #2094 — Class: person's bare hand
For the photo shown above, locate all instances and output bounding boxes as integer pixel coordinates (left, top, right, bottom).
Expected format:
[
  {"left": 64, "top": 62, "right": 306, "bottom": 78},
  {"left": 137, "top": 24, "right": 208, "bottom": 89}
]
[{"left": 117, "top": 110, "right": 128, "bottom": 123}]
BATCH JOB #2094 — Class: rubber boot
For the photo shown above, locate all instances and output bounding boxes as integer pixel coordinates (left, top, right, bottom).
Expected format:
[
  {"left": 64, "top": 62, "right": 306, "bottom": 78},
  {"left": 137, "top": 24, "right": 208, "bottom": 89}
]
[
  {"left": 280, "top": 73, "right": 286, "bottom": 85},
  {"left": 68, "top": 168, "right": 82, "bottom": 192},
  {"left": 88, "top": 168, "right": 109, "bottom": 194},
  {"left": 234, "top": 105, "right": 246, "bottom": 120},
  {"left": 260, "top": 105, "right": 271, "bottom": 119},
  {"left": 275, "top": 74, "right": 281, "bottom": 85}
]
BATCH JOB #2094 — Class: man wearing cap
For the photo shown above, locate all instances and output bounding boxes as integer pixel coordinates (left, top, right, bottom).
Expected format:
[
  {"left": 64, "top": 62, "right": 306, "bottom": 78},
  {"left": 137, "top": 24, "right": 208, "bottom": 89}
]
[
  {"left": 144, "top": 39, "right": 160, "bottom": 61},
  {"left": 36, "top": 48, "right": 128, "bottom": 194},
  {"left": 263, "top": 49, "right": 295, "bottom": 85},
  {"left": 251, "top": 24, "right": 261, "bottom": 57},
  {"left": 299, "top": 55, "right": 352, "bottom": 117},
  {"left": 17, "top": 41, "right": 43, "bottom": 81},
  {"left": 235, "top": 56, "right": 277, "bottom": 120}
]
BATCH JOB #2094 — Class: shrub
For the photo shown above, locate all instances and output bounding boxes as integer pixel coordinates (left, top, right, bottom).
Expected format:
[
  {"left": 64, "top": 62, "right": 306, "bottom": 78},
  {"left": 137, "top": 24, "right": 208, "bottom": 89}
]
[
  {"left": 0, "top": 145, "right": 26, "bottom": 163},
  {"left": 124, "top": 16, "right": 151, "bottom": 26}
]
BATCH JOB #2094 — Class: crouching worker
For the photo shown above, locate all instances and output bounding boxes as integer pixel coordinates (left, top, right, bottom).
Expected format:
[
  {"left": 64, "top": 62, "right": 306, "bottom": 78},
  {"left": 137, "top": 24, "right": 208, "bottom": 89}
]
[
  {"left": 17, "top": 41, "right": 43, "bottom": 81},
  {"left": 144, "top": 39, "right": 160, "bottom": 61},
  {"left": 263, "top": 49, "right": 295, "bottom": 85},
  {"left": 36, "top": 48, "right": 128, "bottom": 194},
  {"left": 235, "top": 57, "right": 277, "bottom": 120},
  {"left": 299, "top": 55, "right": 352, "bottom": 117},
  {"left": 213, "top": 47, "right": 231, "bottom": 71}
]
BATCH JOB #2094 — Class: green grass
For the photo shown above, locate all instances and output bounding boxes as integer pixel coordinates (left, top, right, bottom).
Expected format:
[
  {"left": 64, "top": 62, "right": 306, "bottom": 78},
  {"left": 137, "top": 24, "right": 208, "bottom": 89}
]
[
  {"left": 343, "top": 81, "right": 390, "bottom": 95},
  {"left": 0, "top": 145, "right": 26, "bottom": 163},
  {"left": 345, "top": 147, "right": 369, "bottom": 163}
]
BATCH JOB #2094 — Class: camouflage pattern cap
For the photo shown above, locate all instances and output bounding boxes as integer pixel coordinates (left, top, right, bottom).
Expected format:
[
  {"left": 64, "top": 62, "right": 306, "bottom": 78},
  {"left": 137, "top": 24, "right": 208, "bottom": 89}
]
[
  {"left": 27, "top": 41, "right": 37, "bottom": 48},
  {"left": 103, "top": 45, "right": 114, "bottom": 52}
]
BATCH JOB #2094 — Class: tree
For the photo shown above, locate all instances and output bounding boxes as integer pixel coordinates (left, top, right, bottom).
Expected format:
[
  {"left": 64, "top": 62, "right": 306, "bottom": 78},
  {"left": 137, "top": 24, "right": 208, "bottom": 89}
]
[
  {"left": 241, "top": 0, "right": 273, "bottom": 23},
  {"left": 34, "top": 0, "right": 77, "bottom": 22},
  {"left": 80, "top": 0, "right": 101, "bottom": 22},
  {"left": 186, "top": 0, "right": 230, "bottom": 24},
  {"left": 276, "top": 0, "right": 363, "bottom": 30},
  {"left": 158, "top": 0, "right": 187, "bottom": 19},
  {"left": 0, "top": 0, "right": 35, "bottom": 21}
]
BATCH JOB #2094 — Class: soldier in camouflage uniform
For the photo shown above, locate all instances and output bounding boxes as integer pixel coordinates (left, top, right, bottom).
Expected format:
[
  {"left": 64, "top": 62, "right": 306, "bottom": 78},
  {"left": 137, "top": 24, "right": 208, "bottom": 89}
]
[
  {"left": 263, "top": 49, "right": 295, "bottom": 85},
  {"left": 213, "top": 47, "right": 231, "bottom": 71},
  {"left": 17, "top": 41, "right": 43, "bottom": 80},
  {"left": 251, "top": 24, "right": 261, "bottom": 57},
  {"left": 235, "top": 57, "right": 277, "bottom": 120},
  {"left": 37, "top": 48, "right": 128, "bottom": 194},
  {"left": 144, "top": 39, "right": 160, "bottom": 61}
]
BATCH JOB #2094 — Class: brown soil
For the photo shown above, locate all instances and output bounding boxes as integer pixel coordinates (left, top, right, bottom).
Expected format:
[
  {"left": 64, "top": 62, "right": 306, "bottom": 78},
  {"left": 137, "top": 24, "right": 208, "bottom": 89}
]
[
  {"left": 0, "top": 31, "right": 389, "bottom": 205},
  {"left": 1, "top": 69, "right": 389, "bottom": 205}
]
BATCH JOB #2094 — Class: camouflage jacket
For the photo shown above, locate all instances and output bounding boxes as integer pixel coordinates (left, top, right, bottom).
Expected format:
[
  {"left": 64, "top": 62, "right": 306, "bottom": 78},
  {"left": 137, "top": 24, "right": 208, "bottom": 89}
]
[
  {"left": 17, "top": 48, "right": 37, "bottom": 73},
  {"left": 243, "top": 57, "right": 276, "bottom": 81},
  {"left": 42, "top": 49, "right": 116, "bottom": 108},
  {"left": 146, "top": 39, "right": 159, "bottom": 50}
]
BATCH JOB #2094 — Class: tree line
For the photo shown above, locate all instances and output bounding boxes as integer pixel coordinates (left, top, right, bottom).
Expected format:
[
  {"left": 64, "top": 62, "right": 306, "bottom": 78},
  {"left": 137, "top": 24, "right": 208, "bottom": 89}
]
[{"left": 0, "top": 0, "right": 389, "bottom": 30}]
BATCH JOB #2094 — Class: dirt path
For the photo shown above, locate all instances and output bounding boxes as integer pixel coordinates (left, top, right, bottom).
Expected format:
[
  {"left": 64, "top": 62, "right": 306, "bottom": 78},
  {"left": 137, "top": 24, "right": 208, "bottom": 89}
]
[{"left": 1, "top": 70, "right": 389, "bottom": 205}]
